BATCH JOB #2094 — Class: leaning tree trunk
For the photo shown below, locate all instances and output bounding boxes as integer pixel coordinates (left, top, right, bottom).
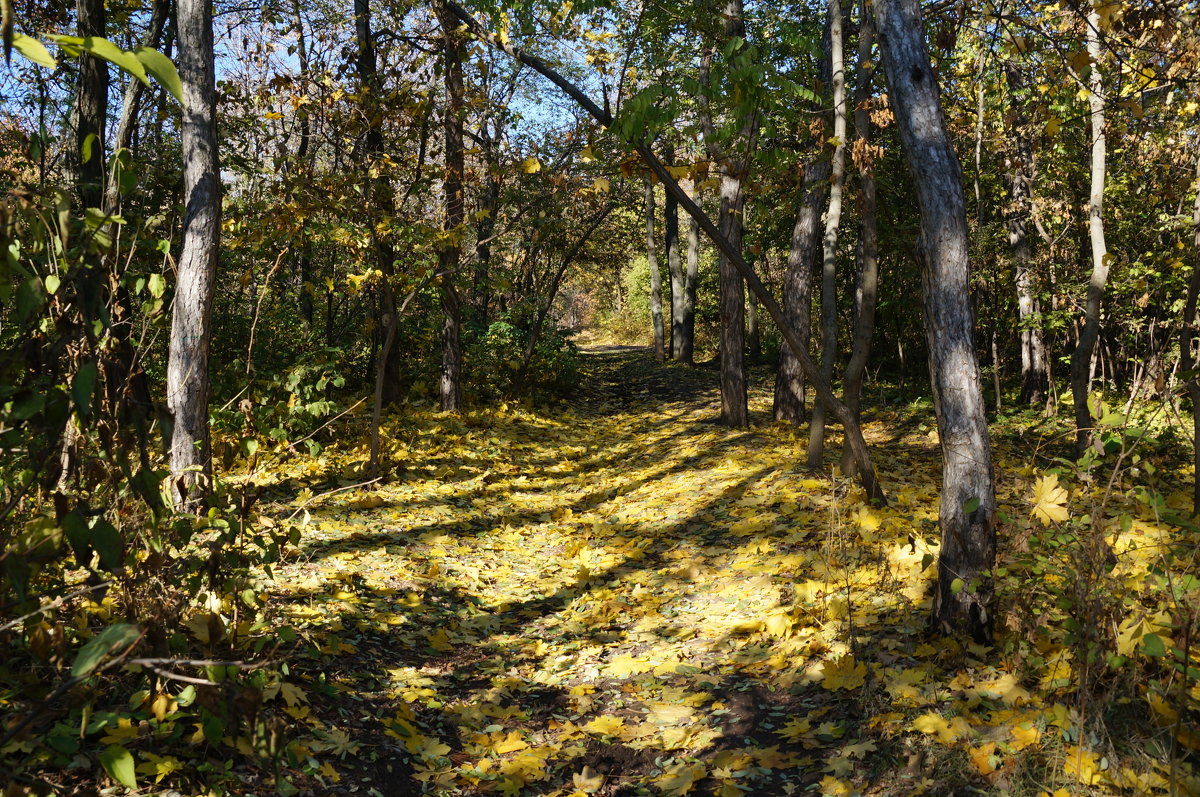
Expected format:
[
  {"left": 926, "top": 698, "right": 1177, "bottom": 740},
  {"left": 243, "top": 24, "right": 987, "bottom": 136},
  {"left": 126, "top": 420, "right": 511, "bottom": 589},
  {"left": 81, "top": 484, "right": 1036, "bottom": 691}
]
[
  {"left": 1070, "top": 1, "right": 1110, "bottom": 456},
  {"left": 840, "top": 0, "right": 880, "bottom": 477},
  {"left": 1181, "top": 152, "right": 1200, "bottom": 515},
  {"left": 875, "top": 0, "right": 996, "bottom": 642},
  {"left": 440, "top": 0, "right": 886, "bottom": 504},
  {"left": 437, "top": 0, "right": 465, "bottom": 412},
  {"left": 665, "top": 148, "right": 684, "bottom": 360},
  {"left": 807, "top": 0, "right": 849, "bottom": 468},
  {"left": 167, "top": 0, "right": 220, "bottom": 504},
  {"left": 1004, "top": 61, "right": 1048, "bottom": 407},
  {"left": 645, "top": 175, "right": 666, "bottom": 361},
  {"left": 774, "top": 158, "right": 829, "bottom": 422}
]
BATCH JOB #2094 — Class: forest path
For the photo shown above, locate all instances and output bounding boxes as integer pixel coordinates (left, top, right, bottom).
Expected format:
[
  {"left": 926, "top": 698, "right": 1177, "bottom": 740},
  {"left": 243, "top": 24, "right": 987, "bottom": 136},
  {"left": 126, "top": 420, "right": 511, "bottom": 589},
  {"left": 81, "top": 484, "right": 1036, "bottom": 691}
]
[{"left": 259, "top": 348, "right": 1053, "bottom": 796}]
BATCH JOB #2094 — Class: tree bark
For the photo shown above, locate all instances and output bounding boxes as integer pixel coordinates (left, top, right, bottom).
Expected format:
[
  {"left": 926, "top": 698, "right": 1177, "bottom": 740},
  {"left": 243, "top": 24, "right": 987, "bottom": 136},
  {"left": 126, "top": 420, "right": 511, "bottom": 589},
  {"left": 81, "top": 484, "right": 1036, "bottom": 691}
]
[
  {"left": 774, "top": 158, "right": 829, "bottom": 423},
  {"left": 106, "top": 0, "right": 169, "bottom": 214},
  {"left": 840, "top": 0, "right": 880, "bottom": 477},
  {"left": 75, "top": 0, "right": 107, "bottom": 213},
  {"left": 665, "top": 148, "right": 685, "bottom": 361},
  {"left": 437, "top": 0, "right": 465, "bottom": 412},
  {"left": 807, "top": 0, "right": 848, "bottom": 468},
  {"left": 875, "top": 0, "right": 996, "bottom": 641},
  {"left": 1181, "top": 152, "right": 1200, "bottom": 515},
  {"left": 717, "top": 171, "right": 748, "bottom": 426},
  {"left": 699, "top": 0, "right": 753, "bottom": 428},
  {"left": 645, "top": 175, "right": 666, "bottom": 361},
  {"left": 1004, "top": 60, "right": 1048, "bottom": 407},
  {"left": 1070, "top": 2, "right": 1110, "bottom": 456},
  {"left": 355, "top": 0, "right": 402, "bottom": 416},
  {"left": 167, "top": 0, "right": 220, "bottom": 503},
  {"left": 680, "top": 180, "right": 701, "bottom": 365}
]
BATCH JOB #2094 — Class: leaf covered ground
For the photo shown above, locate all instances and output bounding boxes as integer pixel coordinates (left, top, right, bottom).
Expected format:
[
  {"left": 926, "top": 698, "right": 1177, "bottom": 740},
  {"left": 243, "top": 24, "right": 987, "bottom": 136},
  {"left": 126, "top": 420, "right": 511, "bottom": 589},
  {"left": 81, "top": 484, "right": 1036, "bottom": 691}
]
[{"left": 239, "top": 347, "right": 1198, "bottom": 797}]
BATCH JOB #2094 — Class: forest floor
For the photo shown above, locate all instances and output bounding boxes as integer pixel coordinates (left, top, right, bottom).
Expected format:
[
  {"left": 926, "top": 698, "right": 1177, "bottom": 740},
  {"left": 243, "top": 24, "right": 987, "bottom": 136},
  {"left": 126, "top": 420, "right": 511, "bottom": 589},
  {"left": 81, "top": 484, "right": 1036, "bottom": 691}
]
[{"left": 250, "top": 345, "right": 1199, "bottom": 797}]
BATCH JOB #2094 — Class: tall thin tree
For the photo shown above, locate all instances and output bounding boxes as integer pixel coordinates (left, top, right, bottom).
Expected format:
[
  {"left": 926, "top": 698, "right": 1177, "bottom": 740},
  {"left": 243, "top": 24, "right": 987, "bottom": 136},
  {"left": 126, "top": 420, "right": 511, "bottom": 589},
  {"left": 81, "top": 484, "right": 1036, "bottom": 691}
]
[
  {"left": 1070, "top": 2, "right": 1110, "bottom": 455},
  {"left": 807, "top": 0, "right": 849, "bottom": 467},
  {"left": 875, "top": 0, "right": 997, "bottom": 640},
  {"left": 645, "top": 174, "right": 666, "bottom": 361},
  {"left": 167, "top": 0, "right": 220, "bottom": 502}
]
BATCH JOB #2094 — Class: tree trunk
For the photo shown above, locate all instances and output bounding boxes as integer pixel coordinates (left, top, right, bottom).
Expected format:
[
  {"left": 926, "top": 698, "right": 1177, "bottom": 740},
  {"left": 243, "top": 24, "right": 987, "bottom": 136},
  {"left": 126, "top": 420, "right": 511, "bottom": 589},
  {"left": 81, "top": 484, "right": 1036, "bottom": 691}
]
[
  {"left": 437, "top": 0, "right": 465, "bottom": 412},
  {"left": 718, "top": 171, "right": 748, "bottom": 426},
  {"left": 774, "top": 158, "right": 829, "bottom": 422},
  {"left": 1070, "top": 1, "right": 1109, "bottom": 456},
  {"left": 679, "top": 179, "right": 701, "bottom": 365},
  {"left": 474, "top": 125, "right": 502, "bottom": 325},
  {"left": 167, "top": 0, "right": 220, "bottom": 503},
  {"left": 665, "top": 148, "right": 684, "bottom": 360},
  {"left": 106, "top": 0, "right": 168, "bottom": 213},
  {"left": 875, "top": 0, "right": 996, "bottom": 641},
  {"left": 840, "top": 0, "right": 880, "bottom": 477},
  {"left": 699, "top": 0, "right": 753, "bottom": 427},
  {"left": 290, "top": 0, "right": 314, "bottom": 327},
  {"left": 1004, "top": 61, "right": 1048, "bottom": 407},
  {"left": 807, "top": 0, "right": 848, "bottom": 468},
  {"left": 75, "top": 0, "right": 107, "bottom": 213},
  {"left": 355, "top": 0, "right": 402, "bottom": 413},
  {"left": 645, "top": 175, "right": 666, "bottom": 361},
  {"left": 1181, "top": 152, "right": 1200, "bottom": 514}
]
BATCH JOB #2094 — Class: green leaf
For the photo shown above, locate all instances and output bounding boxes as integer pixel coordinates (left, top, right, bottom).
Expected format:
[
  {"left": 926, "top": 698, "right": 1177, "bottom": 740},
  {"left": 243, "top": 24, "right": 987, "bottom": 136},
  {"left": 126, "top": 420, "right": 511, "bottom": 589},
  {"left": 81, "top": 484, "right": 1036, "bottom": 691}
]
[
  {"left": 44, "top": 273, "right": 60, "bottom": 295},
  {"left": 71, "top": 361, "right": 98, "bottom": 417},
  {"left": 963, "top": 497, "right": 980, "bottom": 514},
  {"left": 48, "top": 34, "right": 149, "bottom": 84},
  {"left": 950, "top": 578, "right": 965, "bottom": 595},
  {"left": 100, "top": 744, "right": 137, "bottom": 789},
  {"left": 90, "top": 518, "right": 124, "bottom": 571},
  {"left": 1142, "top": 632, "right": 1167, "bottom": 657},
  {"left": 10, "top": 391, "right": 46, "bottom": 421},
  {"left": 134, "top": 46, "right": 183, "bottom": 105},
  {"left": 81, "top": 133, "right": 97, "bottom": 164},
  {"left": 12, "top": 33, "right": 57, "bottom": 68},
  {"left": 72, "top": 623, "right": 140, "bottom": 677},
  {"left": 147, "top": 273, "right": 165, "bottom": 298}
]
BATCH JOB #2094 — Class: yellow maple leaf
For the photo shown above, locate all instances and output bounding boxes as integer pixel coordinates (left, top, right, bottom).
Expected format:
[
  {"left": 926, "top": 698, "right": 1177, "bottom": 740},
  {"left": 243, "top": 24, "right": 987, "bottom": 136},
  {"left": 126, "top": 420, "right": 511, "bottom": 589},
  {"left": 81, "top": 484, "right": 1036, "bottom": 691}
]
[
  {"left": 583, "top": 715, "right": 626, "bottom": 736},
  {"left": 607, "top": 654, "right": 653, "bottom": 677},
  {"left": 1031, "top": 474, "right": 1070, "bottom": 525},
  {"left": 968, "top": 741, "right": 999, "bottom": 775},
  {"left": 912, "top": 712, "right": 973, "bottom": 744},
  {"left": 656, "top": 762, "right": 706, "bottom": 796},
  {"left": 521, "top": 157, "right": 542, "bottom": 174},
  {"left": 1010, "top": 723, "right": 1040, "bottom": 750},
  {"left": 490, "top": 730, "right": 528, "bottom": 755},
  {"left": 573, "top": 765, "right": 604, "bottom": 793},
  {"left": 821, "top": 655, "right": 867, "bottom": 691},
  {"left": 1063, "top": 745, "right": 1105, "bottom": 785},
  {"left": 819, "top": 775, "right": 854, "bottom": 796}
]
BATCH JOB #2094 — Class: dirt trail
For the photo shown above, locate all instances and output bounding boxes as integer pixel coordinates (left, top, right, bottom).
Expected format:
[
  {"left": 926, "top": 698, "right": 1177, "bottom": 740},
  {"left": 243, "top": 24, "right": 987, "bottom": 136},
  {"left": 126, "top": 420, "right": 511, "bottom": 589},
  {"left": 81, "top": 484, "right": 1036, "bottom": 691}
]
[{"left": 259, "top": 348, "right": 990, "bottom": 796}]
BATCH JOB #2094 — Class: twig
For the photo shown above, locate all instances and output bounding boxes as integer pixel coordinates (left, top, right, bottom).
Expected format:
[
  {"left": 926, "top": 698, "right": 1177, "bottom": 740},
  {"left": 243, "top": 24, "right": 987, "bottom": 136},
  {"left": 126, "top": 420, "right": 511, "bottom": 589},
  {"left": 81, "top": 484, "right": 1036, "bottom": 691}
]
[{"left": 0, "top": 582, "right": 112, "bottom": 634}]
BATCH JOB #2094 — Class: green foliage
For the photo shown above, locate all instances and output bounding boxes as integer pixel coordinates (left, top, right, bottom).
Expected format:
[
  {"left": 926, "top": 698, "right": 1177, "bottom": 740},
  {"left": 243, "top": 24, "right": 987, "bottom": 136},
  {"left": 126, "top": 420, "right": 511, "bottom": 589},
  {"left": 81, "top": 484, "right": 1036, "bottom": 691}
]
[{"left": 468, "top": 309, "right": 581, "bottom": 400}]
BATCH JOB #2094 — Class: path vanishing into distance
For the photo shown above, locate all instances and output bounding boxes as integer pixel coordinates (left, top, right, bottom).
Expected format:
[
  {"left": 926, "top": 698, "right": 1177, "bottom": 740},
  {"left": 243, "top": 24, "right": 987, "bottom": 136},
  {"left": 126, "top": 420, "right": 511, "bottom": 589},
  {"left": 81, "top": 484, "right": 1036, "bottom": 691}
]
[{"left": 257, "top": 346, "right": 1184, "bottom": 796}]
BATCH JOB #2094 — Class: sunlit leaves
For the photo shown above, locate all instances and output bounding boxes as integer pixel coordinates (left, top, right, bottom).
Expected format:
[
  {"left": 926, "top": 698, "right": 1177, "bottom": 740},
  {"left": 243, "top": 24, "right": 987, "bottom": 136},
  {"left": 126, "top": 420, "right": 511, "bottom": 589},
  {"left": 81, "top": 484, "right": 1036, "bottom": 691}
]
[{"left": 1030, "top": 474, "right": 1070, "bottom": 525}]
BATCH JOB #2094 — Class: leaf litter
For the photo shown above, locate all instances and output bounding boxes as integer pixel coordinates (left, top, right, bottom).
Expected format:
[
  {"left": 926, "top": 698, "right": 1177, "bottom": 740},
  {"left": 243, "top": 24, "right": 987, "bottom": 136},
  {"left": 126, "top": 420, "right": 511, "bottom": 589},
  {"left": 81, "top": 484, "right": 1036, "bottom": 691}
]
[{"left": 245, "top": 347, "right": 1200, "bottom": 797}]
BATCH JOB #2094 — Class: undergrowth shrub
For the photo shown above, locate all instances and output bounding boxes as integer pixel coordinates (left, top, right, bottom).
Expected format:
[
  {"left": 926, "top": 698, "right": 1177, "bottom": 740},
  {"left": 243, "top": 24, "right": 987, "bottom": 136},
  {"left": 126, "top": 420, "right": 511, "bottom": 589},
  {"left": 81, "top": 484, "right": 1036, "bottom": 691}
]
[
  {"left": 0, "top": 163, "right": 307, "bottom": 795},
  {"left": 468, "top": 308, "right": 581, "bottom": 401}
]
